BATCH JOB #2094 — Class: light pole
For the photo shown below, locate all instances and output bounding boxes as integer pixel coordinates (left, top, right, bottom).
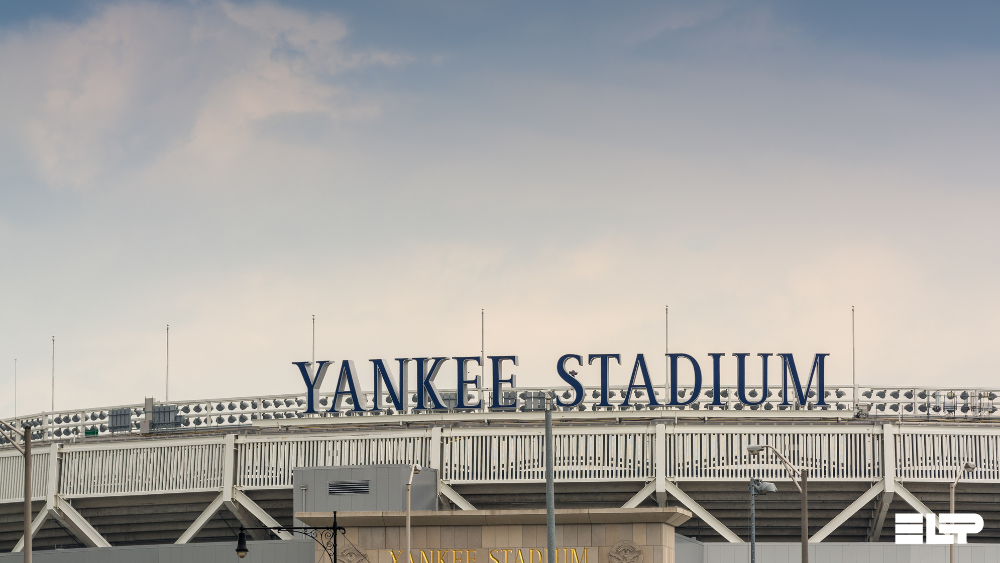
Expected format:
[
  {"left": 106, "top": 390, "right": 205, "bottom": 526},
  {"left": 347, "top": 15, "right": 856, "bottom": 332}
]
[
  {"left": 236, "top": 519, "right": 344, "bottom": 561},
  {"left": 0, "top": 421, "right": 31, "bottom": 563},
  {"left": 748, "top": 444, "right": 807, "bottom": 563},
  {"left": 407, "top": 463, "right": 423, "bottom": 563},
  {"left": 748, "top": 478, "right": 777, "bottom": 563},
  {"left": 545, "top": 390, "right": 555, "bottom": 563},
  {"left": 950, "top": 462, "right": 976, "bottom": 563}
]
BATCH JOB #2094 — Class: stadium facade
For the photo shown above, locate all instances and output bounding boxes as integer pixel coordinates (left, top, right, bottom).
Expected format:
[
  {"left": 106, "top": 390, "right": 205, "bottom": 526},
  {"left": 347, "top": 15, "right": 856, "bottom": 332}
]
[{"left": 1, "top": 354, "right": 999, "bottom": 562}]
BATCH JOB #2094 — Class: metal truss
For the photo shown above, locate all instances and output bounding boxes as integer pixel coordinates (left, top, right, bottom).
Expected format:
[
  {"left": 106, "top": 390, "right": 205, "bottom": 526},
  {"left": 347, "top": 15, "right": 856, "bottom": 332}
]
[{"left": 2, "top": 417, "right": 999, "bottom": 548}]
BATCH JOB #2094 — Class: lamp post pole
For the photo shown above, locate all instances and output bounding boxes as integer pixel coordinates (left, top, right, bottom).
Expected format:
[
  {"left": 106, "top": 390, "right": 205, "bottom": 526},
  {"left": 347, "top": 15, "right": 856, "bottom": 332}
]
[
  {"left": 545, "top": 390, "right": 555, "bottom": 563},
  {"left": 801, "top": 469, "right": 808, "bottom": 563},
  {"left": 407, "top": 464, "right": 422, "bottom": 563},
  {"left": 23, "top": 425, "right": 31, "bottom": 563},
  {"left": 749, "top": 480, "right": 759, "bottom": 563},
  {"left": 0, "top": 421, "right": 31, "bottom": 563},
  {"left": 951, "top": 462, "right": 977, "bottom": 563},
  {"left": 748, "top": 445, "right": 804, "bottom": 563},
  {"left": 951, "top": 480, "right": 956, "bottom": 563}
]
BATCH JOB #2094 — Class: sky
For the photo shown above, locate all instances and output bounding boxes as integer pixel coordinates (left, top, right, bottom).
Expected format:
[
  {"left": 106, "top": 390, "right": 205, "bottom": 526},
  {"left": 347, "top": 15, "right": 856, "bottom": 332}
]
[{"left": 0, "top": 1, "right": 998, "bottom": 416}]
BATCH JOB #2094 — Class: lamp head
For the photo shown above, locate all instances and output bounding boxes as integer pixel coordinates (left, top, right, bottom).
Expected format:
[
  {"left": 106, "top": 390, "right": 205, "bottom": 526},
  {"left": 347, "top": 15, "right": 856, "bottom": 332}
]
[
  {"left": 964, "top": 462, "right": 977, "bottom": 472},
  {"left": 759, "top": 481, "right": 778, "bottom": 494},
  {"left": 412, "top": 464, "right": 422, "bottom": 474},
  {"left": 747, "top": 445, "right": 765, "bottom": 455},
  {"left": 236, "top": 530, "right": 249, "bottom": 559}
]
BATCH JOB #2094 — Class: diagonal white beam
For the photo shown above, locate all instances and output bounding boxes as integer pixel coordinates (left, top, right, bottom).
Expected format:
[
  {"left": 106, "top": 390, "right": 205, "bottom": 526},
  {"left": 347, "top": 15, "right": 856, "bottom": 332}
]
[
  {"left": 12, "top": 505, "right": 50, "bottom": 552},
  {"left": 176, "top": 491, "right": 225, "bottom": 544},
  {"left": 811, "top": 480, "right": 885, "bottom": 543},
  {"left": 664, "top": 480, "right": 743, "bottom": 543},
  {"left": 623, "top": 481, "right": 656, "bottom": 509},
  {"left": 51, "top": 496, "right": 110, "bottom": 548},
  {"left": 439, "top": 482, "right": 476, "bottom": 510},
  {"left": 868, "top": 490, "right": 895, "bottom": 542},
  {"left": 232, "top": 488, "right": 293, "bottom": 540},
  {"left": 894, "top": 481, "right": 933, "bottom": 515}
]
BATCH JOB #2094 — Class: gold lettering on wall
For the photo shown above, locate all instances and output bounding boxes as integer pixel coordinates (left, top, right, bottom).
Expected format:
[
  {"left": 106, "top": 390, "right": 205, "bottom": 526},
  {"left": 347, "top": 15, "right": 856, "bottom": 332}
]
[{"left": 386, "top": 548, "right": 592, "bottom": 563}]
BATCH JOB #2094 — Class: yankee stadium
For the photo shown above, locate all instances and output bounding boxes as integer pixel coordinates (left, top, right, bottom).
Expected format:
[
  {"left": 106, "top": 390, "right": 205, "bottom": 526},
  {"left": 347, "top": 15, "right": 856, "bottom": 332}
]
[{"left": 1, "top": 352, "right": 999, "bottom": 563}]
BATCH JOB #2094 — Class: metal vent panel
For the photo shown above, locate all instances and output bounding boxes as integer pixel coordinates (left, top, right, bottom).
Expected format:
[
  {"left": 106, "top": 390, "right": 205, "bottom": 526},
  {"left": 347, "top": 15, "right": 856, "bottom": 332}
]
[{"left": 328, "top": 480, "right": 370, "bottom": 495}]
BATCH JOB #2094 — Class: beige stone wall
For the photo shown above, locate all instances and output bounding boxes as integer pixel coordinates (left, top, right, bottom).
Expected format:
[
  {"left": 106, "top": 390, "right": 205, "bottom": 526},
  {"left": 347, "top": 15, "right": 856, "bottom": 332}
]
[{"left": 320, "top": 522, "right": 676, "bottom": 563}]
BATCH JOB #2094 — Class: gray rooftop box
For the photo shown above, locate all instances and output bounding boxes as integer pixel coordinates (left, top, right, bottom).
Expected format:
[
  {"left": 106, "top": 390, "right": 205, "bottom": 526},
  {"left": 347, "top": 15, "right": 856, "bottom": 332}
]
[{"left": 294, "top": 465, "right": 438, "bottom": 514}]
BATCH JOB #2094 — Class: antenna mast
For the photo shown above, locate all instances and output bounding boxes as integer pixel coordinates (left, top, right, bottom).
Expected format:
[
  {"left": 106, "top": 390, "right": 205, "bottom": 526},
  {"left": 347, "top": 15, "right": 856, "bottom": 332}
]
[
  {"left": 665, "top": 305, "right": 669, "bottom": 409},
  {"left": 166, "top": 325, "right": 170, "bottom": 401},
  {"left": 51, "top": 336, "right": 55, "bottom": 413},
  {"left": 852, "top": 306, "right": 856, "bottom": 405},
  {"left": 480, "top": 309, "right": 485, "bottom": 384}
]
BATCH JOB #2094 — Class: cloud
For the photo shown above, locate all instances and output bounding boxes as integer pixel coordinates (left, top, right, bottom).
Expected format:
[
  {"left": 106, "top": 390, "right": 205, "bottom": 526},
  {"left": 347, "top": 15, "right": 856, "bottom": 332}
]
[{"left": 0, "top": 1, "right": 403, "bottom": 189}]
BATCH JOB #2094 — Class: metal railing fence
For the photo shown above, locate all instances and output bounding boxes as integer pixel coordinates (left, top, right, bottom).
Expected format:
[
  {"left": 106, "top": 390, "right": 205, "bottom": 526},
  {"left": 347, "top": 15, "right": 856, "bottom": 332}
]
[
  {"left": 3, "top": 421, "right": 1000, "bottom": 504},
  {"left": 4, "top": 385, "right": 998, "bottom": 444}
]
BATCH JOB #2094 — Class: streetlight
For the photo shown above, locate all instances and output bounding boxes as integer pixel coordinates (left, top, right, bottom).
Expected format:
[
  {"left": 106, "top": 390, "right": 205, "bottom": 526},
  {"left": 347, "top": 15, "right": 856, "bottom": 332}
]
[
  {"left": 235, "top": 519, "right": 344, "bottom": 561},
  {"left": 0, "top": 421, "right": 31, "bottom": 563},
  {"left": 950, "top": 462, "right": 976, "bottom": 563},
  {"left": 748, "top": 478, "right": 777, "bottom": 563},
  {"left": 407, "top": 463, "right": 422, "bottom": 563},
  {"left": 748, "top": 444, "right": 807, "bottom": 563},
  {"left": 544, "top": 390, "right": 555, "bottom": 563},
  {"left": 236, "top": 529, "right": 248, "bottom": 558}
]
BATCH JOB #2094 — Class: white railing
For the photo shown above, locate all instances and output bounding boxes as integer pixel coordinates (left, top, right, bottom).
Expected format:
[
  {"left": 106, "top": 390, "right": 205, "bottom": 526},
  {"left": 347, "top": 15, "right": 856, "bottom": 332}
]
[
  {"left": 235, "top": 432, "right": 431, "bottom": 489},
  {"left": 671, "top": 427, "right": 881, "bottom": 481},
  {"left": 895, "top": 428, "right": 1000, "bottom": 482},
  {"left": 440, "top": 428, "right": 654, "bottom": 483},
  {"left": 3, "top": 385, "right": 999, "bottom": 445},
  {"left": 3, "top": 420, "right": 1000, "bottom": 503},
  {"left": 0, "top": 450, "right": 49, "bottom": 502},
  {"left": 58, "top": 438, "right": 226, "bottom": 498}
]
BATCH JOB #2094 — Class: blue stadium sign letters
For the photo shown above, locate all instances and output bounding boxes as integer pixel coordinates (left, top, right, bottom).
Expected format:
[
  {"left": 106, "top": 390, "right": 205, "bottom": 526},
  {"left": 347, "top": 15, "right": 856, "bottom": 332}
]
[{"left": 293, "top": 353, "right": 829, "bottom": 413}]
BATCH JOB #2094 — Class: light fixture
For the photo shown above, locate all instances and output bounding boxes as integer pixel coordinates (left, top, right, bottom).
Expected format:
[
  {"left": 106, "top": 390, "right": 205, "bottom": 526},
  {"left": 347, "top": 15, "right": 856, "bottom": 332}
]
[
  {"left": 747, "top": 445, "right": 765, "bottom": 454},
  {"left": 964, "top": 462, "right": 977, "bottom": 472},
  {"left": 759, "top": 481, "right": 777, "bottom": 493},
  {"left": 236, "top": 529, "right": 248, "bottom": 558}
]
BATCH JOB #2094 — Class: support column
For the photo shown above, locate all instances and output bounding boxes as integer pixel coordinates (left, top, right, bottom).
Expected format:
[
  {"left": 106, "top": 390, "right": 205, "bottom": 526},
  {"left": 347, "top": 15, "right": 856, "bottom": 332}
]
[
  {"left": 439, "top": 482, "right": 476, "bottom": 510},
  {"left": 622, "top": 481, "right": 656, "bottom": 508},
  {"left": 429, "top": 426, "right": 442, "bottom": 472},
  {"left": 869, "top": 423, "right": 896, "bottom": 542},
  {"left": 663, "top": 480, "right": 743, "bottom": 543},
  {"left": 177, "top": 434, "right": 292, "bottom": 543},
  {"left": 12, "top": 506, "right": 50, "bottom": 553},
  {"left": 655, "top": 423, "right": 667, "bottom": 507},
  {"left": 811, "top": 481, "right": 885, "bottom": 543},
  {"left": 51, "top": 497, "right": 111, "bottom": 548}
]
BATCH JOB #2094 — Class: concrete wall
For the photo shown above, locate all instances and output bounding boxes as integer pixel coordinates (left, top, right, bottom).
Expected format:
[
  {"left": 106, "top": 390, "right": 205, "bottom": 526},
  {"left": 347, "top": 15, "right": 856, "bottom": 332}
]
[
  {"left": 676, "top": 538, "right": 1000, "bottom": 563},
  {"left": 0, "top": 539, "right": 313, "bottom": 562},
  {"left": 338, "top": 522, "right": 678, "bottom": 563}
]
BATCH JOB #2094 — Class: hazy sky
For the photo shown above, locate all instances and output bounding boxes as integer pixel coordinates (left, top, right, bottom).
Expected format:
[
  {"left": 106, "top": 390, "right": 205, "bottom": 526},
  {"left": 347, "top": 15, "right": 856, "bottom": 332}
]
[{"left": 1, "top": 1, "right": 998, "bottom": 415}]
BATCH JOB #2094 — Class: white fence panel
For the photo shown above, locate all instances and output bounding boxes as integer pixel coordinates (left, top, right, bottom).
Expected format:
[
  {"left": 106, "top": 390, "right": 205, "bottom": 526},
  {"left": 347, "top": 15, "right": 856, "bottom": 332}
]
[
  {"left": 236, "top": 434, "right": 431, "bottom": 489},
  {"left": 896, "top": 431, "right": 1000, "bottom": 482},
  {"left": 670, "top": 428, "right": 881, "bottom": 481},
  {"left": 0, "top": 451, "right": 49, "bottom": 503},
  {"left": 59, "top": 440, "right": 226, "bottom": 497},
  {"left": 441, "top": 430, "right": 654, "bottom": 483}
]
